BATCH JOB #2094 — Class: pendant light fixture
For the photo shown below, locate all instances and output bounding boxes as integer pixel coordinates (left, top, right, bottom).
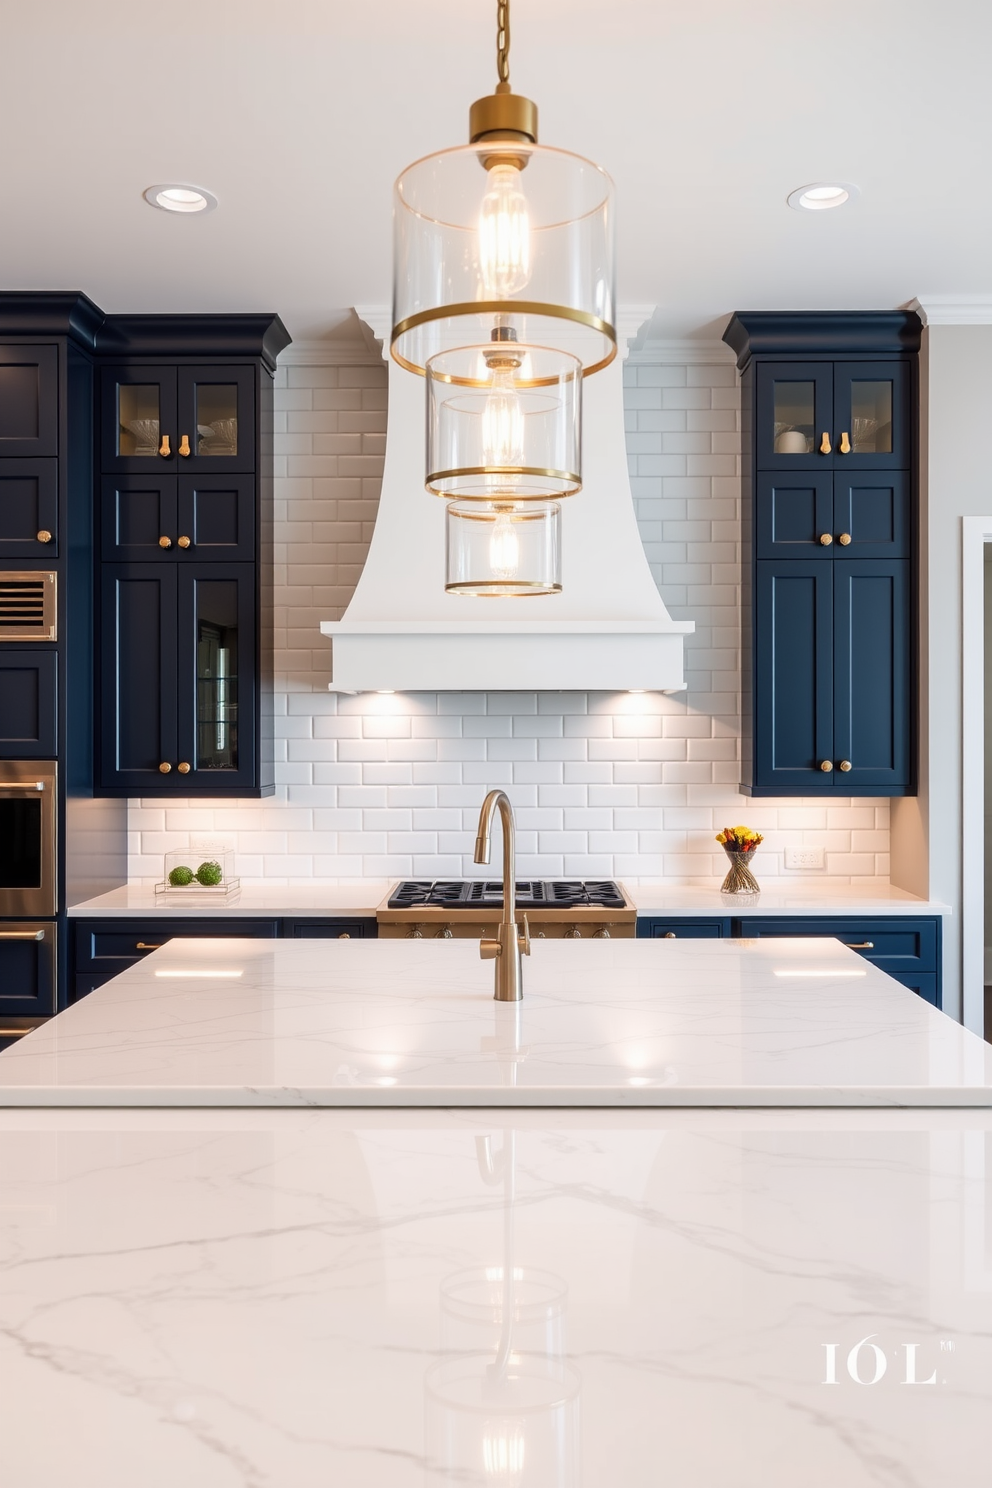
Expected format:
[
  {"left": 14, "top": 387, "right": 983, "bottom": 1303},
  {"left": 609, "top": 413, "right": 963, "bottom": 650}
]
[{"left": 391, "top": 0, "right": 616, "bottom": 596}]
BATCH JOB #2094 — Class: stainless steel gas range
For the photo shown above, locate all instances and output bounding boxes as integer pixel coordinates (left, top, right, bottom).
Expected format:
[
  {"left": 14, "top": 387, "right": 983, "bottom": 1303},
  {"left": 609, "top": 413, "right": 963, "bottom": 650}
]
[{"left": 375, "top": 879, "right": 636, "bottom": 939}]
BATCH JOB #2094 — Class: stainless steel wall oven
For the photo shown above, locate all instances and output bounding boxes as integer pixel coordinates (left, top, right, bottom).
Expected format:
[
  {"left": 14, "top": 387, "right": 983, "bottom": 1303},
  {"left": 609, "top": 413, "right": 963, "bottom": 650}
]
[{"left": 0, "top": 761, "right": 57, "bottom": 916}]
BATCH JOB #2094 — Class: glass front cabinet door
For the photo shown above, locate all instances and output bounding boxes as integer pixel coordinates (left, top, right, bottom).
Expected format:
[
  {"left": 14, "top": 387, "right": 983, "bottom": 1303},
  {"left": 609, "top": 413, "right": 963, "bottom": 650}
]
[
  {"left": 98, "top": 563, "right": 257, "bottom": 795},
  {"left": 101, "top": 365, "right": 255, "bottom": 474},
  {"left": 755, "top": 360, "right": 910, "bottom": 470}
]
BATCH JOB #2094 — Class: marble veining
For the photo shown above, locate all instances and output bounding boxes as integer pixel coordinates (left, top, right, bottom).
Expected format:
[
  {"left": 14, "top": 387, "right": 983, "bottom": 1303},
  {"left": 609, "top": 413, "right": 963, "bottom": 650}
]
[
  {"left": 0, "top": 1106, "right": 989, "bottom": 1486},
  {"left": 1, "top": 938, "right": 989, "bottom": 1107}
]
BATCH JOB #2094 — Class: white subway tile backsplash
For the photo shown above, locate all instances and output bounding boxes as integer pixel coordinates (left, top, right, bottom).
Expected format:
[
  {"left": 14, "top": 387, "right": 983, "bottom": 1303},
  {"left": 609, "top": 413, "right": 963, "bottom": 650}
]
[{"left": 124, "top": 354, "right": 890, "bottom": 886}]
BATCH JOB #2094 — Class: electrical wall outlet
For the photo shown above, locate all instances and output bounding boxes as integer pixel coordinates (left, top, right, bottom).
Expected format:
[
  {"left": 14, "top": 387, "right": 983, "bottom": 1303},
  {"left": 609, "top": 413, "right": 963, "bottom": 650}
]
[
  {"left": 190, "top": 834, "right": 236, "bottom": 854},
  {"left": 784, "top": 846, "right": 825, "bottom": 870}
]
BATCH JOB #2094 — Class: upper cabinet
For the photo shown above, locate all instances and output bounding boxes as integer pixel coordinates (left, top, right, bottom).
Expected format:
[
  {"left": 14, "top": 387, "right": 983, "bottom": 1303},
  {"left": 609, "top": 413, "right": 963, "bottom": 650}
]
[
  {"left": 754, "top": 360, "right": 910, "bottom": 469},
  {"left": 725, "top": 311, "right": 921, "bottom": 798},
  {"left": 0, "top": 346, "right": 59, "bottom": 456},
  {"left": 93, "top": 315, "right": 290, "bottom": 797},
  {"left": 101, "top": 364, "right": 255, "bottom": 473}
]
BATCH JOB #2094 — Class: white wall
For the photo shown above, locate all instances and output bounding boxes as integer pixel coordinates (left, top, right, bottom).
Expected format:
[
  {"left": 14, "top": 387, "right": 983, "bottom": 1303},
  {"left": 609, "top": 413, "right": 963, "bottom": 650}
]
[
  {"left": 896, "top": 323, "right": 992, "bottom": 1020},
  {"left": 126, "top": 346, "right": 891, "bottom": 886}
]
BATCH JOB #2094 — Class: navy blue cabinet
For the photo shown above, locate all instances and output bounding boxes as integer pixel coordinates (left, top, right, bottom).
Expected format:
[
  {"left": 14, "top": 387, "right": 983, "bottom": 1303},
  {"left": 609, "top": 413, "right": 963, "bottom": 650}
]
[
  {"left": 636, "top": 917, "right": 730, "bottom": 938},
  {"left": 0, "top": 347, "right": 59, "bottom": 457},
  {"left": 0, "top": 460, "right": 58, "bottom": 557},
  {"left": 95, "top": 318, "right": 288, "bottom": 799},
  {"left": 725, "top": 312, "right": 920, "bottom": 797},
  {"left": 98, "top": 562, "right": 257, "bottom": 795},
  {"left": 0, "top": 922, "right": 57, "bottom": 1017},
  {"left": 0, "top": 650, "right": 57, "bottom": 756}
]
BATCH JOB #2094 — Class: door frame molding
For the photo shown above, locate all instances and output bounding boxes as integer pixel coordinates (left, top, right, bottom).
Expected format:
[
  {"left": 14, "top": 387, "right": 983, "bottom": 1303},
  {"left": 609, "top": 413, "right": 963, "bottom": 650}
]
[{"left": 960, "top": 515, "right": 992, "bottom": 1034}]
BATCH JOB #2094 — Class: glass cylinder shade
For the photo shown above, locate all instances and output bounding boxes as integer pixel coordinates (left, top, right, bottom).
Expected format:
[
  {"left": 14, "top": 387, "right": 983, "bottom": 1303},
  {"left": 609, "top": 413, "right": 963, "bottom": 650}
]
[
  {"left": 446, "top": 501, "right": 561, "bottom": 597},
  {"left": 426, "top": 345, "right": 581, "bottom": 501},
  {"left": 393, "top": 143, "right": 616, "bottom": 376}
]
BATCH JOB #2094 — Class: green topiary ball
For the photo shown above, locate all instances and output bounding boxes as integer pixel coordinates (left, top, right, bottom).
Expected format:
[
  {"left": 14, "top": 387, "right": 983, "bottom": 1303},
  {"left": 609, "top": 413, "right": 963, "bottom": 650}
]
[
  {"left": 168, "top": 865, "right": 195, "bottom": 887},
  {"left": 195, "top": 860, "right": 223, "bottom": 887}
]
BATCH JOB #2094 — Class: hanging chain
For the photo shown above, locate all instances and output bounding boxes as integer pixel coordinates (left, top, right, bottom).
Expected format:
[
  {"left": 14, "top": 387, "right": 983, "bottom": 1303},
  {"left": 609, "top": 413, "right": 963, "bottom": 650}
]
[{"left": 496, "top": 0, "right": 510, "bottom": 87}]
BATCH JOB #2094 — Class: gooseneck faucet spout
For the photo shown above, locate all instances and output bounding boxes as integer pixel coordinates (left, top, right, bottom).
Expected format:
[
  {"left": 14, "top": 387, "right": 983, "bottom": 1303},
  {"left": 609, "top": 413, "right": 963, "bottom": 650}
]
[{"left": 474, "top": 789, "right": 531, "bottom": 1001}]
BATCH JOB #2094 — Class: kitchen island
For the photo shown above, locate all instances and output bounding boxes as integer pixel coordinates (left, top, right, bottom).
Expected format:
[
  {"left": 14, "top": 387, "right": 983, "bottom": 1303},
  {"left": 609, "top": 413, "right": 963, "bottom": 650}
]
[
  {"left": 2, "top": 937, "right": 991, "bottom": 1486},
  {"left": 1, "top": 935, "right": 989, "bottom": 1107}
]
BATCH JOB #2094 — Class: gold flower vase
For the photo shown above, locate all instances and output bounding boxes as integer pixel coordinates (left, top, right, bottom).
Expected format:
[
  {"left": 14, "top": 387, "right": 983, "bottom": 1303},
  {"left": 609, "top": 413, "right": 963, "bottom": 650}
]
[{"left": 720, "top": 846, "right": 760, "bottom": 897}]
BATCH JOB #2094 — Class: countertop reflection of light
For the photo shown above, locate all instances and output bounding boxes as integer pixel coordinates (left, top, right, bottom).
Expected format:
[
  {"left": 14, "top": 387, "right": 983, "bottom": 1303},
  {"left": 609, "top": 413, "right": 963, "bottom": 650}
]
[
  {"left": 154, "top": 970, "right": 243, "bottom": 979},
  {"left": 774, "top": 969, "right": 866, "bottom": 978},
  {"left": 627, "top": 1076, "right": 651, "bottom": 1087},
  {"left": 375, "top": 1076, "right": 397, "bottom": 1087}
]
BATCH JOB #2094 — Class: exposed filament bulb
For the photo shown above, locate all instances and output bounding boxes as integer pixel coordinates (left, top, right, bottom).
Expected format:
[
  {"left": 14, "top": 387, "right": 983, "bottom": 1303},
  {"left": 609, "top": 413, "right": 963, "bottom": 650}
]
[
  {"left": 479, "top": 164, "right": 531, "bottom": 297},
  {"left": 488, "top": 506, "right": 521, "bottom": 580},
  {"left": 482, "top": 363, "right": 525, "bottom": 486}
]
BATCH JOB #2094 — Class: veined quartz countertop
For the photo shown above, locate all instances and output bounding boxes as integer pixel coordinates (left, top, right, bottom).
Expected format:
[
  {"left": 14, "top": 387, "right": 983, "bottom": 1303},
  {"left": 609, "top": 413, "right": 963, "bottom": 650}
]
[
  {"left": 0, "top": 1105, "right": 989, "bottom": 1487},
  {"left": 1, "top": 937, "right": 987, "bottom": 1107},
  {"left": 67, "top": 879, "right": 949, "bottom": 918},
  {"left": 67, "top": 882, "right": 391, "bottom": 917}
]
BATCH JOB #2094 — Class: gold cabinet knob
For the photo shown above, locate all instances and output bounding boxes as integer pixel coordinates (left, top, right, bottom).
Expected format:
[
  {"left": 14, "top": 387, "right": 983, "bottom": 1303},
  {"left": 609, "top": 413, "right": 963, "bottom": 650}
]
[
  {"left": 159, "top": 434, "right": 171, "bottom": 457},
  {"left": 819, "top": 432, "right": 832, "bottom": 454},
  {"left": 664, "top": 931, "right": 676, "bottom": 939},
  {"left": 177, "top": 762, "right": 191, "bottom": 774},
  {"left": 839, "top": 431, "right": 851, "bottom": 454},
  {"left": 338, "top": 932, "right": 351, "bottom": 939},
  {"left": 36, "top": 529, "right": 52, "bottom": 544},
  {"left": 179, "top": 434, "right": 191, "bottom": 457},
  {"left": 158, "top": 535, "right": 172, "bottom": 549},
  {"left": 838, "top": 532, "right": 851, "bottom": 546},
  {"left": 819, "top": 533, "right": 833, "bottom": 546},
  {"left": 820, "top": 759, "right": 833, "bottom": 772},
  {"left": 839, "top": 759, "right": 852, "bottom": 772},
  {"left": 177, "top": 535, "right": 191, "bottom": 549},
  {"left": 158, "top": 762, "right": 172, "bottom": 774}
]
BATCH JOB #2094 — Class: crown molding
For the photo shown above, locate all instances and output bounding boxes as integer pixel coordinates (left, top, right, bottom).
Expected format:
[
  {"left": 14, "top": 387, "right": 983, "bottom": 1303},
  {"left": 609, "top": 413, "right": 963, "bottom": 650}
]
[
  {"left": 625, "top": 337, "right": 735, "bottom": 366},
  {"left": 908, "top": 295, "right": 992, "bottom": 326},
  {"left": 278, "top": 338, "right": 384, "bottom": 367}
]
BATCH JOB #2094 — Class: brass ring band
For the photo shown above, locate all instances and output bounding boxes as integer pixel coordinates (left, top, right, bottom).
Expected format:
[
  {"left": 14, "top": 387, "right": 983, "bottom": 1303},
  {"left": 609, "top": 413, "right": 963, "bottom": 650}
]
[
  {"left": 444, "top": 581, "right": 562, "bottom": 595},
  {"left": 427, "top": 464, "right": 580, "bottom": 496},
  {"left": 392, "top": 301, "right": 616, "bottom": 379},
  {"left": 446, "top": 505, "right": 562, "bottom": 524}
]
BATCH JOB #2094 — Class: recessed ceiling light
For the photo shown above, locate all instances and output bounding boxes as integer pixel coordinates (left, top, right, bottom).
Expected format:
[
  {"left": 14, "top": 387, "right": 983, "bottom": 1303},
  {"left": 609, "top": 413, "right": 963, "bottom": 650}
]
[
  {"left": 143, "top": 183, "right": 218, "bottom": 215},
  {"left": 787, "top": 182, "right": 859, "bottom": 212}
]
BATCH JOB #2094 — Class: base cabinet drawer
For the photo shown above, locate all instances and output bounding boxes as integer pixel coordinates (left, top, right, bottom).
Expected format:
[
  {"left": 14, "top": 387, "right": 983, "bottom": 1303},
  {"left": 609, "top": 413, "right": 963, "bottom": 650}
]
[
  {"left": 637, "top": 918, "right": 729, "bottom": 939},
  {"left": 73, "top": 919, "right": 279, "bottom": 974},
  {"left": 887, "top": 971, "right": 939, "bottom": 1008},
  {"left": 736, "top": 917, "right": 938, "bottom": 974},
  {"left": 283, "top": 918, "right": 377, "bottom": 939},
  {"left": 0, "top": 922, "right": 56, "bottom": 1017}
]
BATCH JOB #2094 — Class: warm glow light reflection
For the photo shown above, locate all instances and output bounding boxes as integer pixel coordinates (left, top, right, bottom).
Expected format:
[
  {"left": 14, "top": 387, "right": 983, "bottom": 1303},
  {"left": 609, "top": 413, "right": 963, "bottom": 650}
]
[
  {"left": 154, "top": 970, "right": 243, "bottom": 978},
  {"left": 478, "top": 164, "right": 531, "bottom": 296}
]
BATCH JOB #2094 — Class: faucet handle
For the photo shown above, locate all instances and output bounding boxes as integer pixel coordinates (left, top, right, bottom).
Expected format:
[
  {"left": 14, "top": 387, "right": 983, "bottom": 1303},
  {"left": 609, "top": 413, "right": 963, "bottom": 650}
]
[
  {"left": 518, "top": 913, "right": 531, "bottom": 956},
  {"left": 480, "top": 936, "right": 500, "bottom": 961}
]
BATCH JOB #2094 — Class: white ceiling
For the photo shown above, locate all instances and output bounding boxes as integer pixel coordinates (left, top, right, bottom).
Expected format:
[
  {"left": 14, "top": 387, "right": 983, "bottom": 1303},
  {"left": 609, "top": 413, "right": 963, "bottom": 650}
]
[{"left": 4, "top": 0, "right": 990, "bottom": 343}]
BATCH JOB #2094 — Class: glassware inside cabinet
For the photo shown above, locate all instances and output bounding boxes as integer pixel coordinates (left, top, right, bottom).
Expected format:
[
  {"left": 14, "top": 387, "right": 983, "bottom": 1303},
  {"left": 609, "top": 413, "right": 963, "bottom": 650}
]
[
  {"left": 194, "top": 384, "right": 239, "bottom": 456},
  {"left": 195, "top": 580, "right": 239, "bottom": 771},
  {"left": 849, "top": 380, "right": 893, "bottom": 454},
  {"left": 118, "top": 385, "right": 161, "bottom": 457},
  {"left": 772, "top": 381, "right": 815, "bottom": 454}
]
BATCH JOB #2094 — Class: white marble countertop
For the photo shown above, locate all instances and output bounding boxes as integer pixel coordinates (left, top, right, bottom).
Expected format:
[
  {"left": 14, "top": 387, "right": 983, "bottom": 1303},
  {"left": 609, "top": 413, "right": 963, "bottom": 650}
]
[
  {"left": 628, "top": 880, "right": 951, "bottom": 915},
  {"left": 67, "top": 882, "right": 390, "bottom": 917},
  {"left": 2, "top": 937, "right": 988, "bottom": 1107},
  {"left": 68, "top": 879, "right": 949, "bottom": 919},
  {"left": 0, "top": 1103, "right": 989, "bottom": 1486}
]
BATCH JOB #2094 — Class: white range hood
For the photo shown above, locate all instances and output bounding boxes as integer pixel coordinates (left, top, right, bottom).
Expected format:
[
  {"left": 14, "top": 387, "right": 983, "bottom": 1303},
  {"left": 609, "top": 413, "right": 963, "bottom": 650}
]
[{"left": 320, "top": 307, "right": 693, "bottom": 691}]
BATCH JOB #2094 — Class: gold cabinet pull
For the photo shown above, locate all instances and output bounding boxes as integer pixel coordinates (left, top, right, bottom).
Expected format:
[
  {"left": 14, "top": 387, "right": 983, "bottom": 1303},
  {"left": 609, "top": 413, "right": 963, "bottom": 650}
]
[
  {"left": 839, "top": 759, "right": 852, "bottom": 772},
  {"left": 0, "top": 930, "right": 44, "bottom": 941},
  {"left": 159, "top": 434, "right": 171, "bottom": 457},
  {"left": 158, "top": 761, "right": 172, "bottom": 774},
  {"left": 136, "top": 942, "right": 164, "bottom": 951},
  {"left": 819, "top": 759, "right": 833, "bottom": 772},
  {"left": 819, "top": 432, "right": 832, "bottom": 454},
  {"left": 845, "top": 941, "right": 874, "bottom": 950},
  {"left": 819, "top": 533, "right": 833, "bottom": 546},
  {"left": 177, "top": 535, "right": 191, "bottom": 549},
  {"left": 838, "top": 532, "right": 851, "bottom": 546},
  {"left": 839, "top": 431, "right": 851, "bottom": 454},
  {"left": 179, "top": 434, "right": 191, "bottom": 457},
  {"left": 158, "top": 535, "right": 172, "bottom": 549},
  {"left": 177, "top": 762, "right": 191, "bottom": 774},
  {"left": 36, "top": 530, "right": 52, "bottom": 544}
]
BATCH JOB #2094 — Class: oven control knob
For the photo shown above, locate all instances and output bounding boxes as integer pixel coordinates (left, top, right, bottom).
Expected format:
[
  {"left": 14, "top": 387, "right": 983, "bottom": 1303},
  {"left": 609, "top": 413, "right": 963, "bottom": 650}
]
[
  {"left": 435, "top": 925, "right": 453, "bottom": 939},
  {"left": 535, "top": 931, "right": 546, "bottom": 939},
  {"left": 592, "top": 927, "right": 611, "bottom": 939},
  {"left": 565, "top": 925, "right": 582, "bottom": 939},
  {"left": 407, "top": 925, "right": 424, "bottom": 939}
]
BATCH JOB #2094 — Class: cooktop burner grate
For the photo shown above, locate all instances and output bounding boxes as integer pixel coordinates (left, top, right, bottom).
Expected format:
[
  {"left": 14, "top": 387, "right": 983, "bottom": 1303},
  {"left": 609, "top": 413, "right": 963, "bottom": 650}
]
[{"left": 386, "top": 879, "right": 626, "bottom": 911}]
